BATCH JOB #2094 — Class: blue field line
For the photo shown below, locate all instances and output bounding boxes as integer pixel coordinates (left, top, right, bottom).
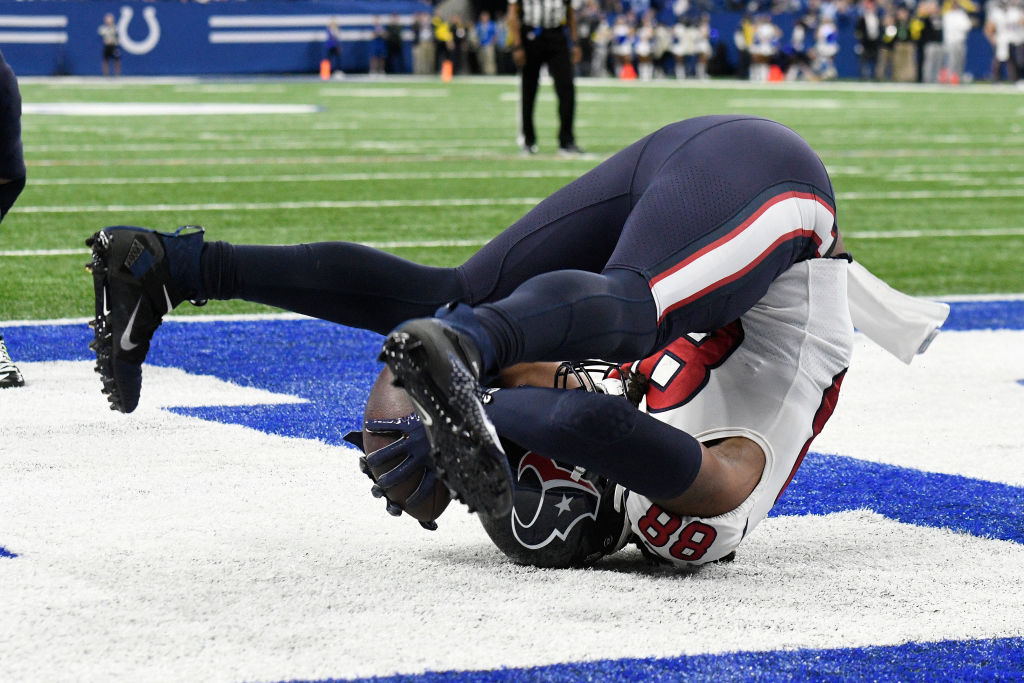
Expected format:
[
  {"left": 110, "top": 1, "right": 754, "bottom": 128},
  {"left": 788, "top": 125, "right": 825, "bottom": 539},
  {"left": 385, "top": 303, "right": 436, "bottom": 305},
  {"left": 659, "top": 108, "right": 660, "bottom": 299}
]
[
  {"left": 7, "top": 299, "right": 1024, "bottom": 550},
  {"left": 942, "top": 299, "right": 1024, "bottom": 331},
  {"left": 773, "top": 453, "right": 1024, "bottom": 545},
  {"left": 283, "top": 636, "right": 1024, "bottom": 682},
  {"left": 7, "top": 300, "right": 1024, "bottom": 677}
]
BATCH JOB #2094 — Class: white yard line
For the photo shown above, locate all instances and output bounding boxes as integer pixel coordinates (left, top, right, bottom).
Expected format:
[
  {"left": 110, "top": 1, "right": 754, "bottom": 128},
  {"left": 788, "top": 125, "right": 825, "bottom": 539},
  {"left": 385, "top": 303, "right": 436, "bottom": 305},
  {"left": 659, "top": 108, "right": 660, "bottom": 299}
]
[
  {"left": 11, "top": 197, "right": 543, "bottom": 214},
  {"left": 3, "top": 292, "right": 1022, "bottom": 327},
  {"left": 25, "top": 169, "right": 580, "bottom": 186},
  {"left": 24, "top": 168, "right": 1024, "bottom": 187},
  {"left": 3, "top": 228, "right": 1023, "bottom": 259},
  {"left": 29, "top": 152, "right": 585, "bottom": 167},
  {"left": 11, "top": 186, "right": 1024, "bottom": 215}
]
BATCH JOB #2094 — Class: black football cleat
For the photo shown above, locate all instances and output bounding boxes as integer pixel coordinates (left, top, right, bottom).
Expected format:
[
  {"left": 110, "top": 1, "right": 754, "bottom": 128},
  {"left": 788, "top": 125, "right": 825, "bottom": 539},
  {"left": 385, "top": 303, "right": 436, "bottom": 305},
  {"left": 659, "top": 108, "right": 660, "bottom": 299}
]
[
  {"left": 85, "top": 225, "right": 204, "bottom": 413},
  {"left": 380, "top": 318, "right": 513, "bottom": 518},
  {"left": 0, "top": 333, "right": 25, "bottom": 388}
]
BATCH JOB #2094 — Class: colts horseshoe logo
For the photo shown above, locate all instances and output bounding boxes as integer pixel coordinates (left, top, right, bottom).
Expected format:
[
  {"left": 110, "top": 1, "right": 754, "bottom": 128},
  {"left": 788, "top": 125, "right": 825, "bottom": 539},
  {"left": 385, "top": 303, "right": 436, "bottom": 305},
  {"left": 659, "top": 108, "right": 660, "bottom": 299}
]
[{"left": 117, "top": 6, "right": 161, "bottom": 55}]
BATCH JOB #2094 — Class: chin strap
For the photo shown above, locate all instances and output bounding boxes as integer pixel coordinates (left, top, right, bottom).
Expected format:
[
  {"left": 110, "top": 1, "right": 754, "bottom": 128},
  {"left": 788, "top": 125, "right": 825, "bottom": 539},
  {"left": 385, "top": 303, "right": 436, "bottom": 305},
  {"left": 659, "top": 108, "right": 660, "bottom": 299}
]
[{"left": 847, "top": 259, "right": 950, "bottom": 364}]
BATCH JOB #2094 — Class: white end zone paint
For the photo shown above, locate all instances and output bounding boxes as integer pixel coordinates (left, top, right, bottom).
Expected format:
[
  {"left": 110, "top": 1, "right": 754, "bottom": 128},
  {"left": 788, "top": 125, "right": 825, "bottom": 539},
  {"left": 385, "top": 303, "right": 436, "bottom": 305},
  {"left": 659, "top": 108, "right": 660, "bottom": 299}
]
[
  {"left": 0, "top": 311, "right": 1021, "bottom": 680},
  {"left": 814, "top": 329, "right": 1024, "bottom": 487}
]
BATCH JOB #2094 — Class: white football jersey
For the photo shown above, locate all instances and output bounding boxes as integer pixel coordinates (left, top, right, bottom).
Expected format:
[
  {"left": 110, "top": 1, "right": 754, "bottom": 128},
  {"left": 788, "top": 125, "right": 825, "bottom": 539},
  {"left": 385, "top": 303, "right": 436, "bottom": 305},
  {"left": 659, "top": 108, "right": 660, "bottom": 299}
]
[{"left": 622, "top": 258, "right": 854, "bottom": 565}]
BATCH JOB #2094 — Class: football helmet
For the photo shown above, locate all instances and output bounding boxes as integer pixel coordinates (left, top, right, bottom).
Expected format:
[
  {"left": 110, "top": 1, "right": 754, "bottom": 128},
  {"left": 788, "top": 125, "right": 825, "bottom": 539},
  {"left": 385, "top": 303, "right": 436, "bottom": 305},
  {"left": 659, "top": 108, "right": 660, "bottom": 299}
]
[
  {"left": 553, "top": 360, "right": 648, "bottom": 407},
  {"left": 479, "top": 439, "right": 631, "bottom": 568}
]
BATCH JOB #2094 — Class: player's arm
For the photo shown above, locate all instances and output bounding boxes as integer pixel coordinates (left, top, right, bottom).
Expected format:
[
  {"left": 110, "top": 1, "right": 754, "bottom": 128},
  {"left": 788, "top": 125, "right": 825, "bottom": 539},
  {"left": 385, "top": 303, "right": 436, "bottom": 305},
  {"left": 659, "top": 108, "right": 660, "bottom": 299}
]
[
  {"left": 498, "top": 361, "right": 766, "bottom": 517},
  {"left": 653, "top": 436, "right": 764, "bottom": 517}
]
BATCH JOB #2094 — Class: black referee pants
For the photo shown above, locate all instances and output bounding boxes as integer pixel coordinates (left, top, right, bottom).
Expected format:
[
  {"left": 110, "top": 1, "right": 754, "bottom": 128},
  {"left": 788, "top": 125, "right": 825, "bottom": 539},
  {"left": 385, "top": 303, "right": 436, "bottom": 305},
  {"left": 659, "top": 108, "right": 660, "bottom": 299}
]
[{"left": 520, "top": 27, "right": 575, "bottom": 149}]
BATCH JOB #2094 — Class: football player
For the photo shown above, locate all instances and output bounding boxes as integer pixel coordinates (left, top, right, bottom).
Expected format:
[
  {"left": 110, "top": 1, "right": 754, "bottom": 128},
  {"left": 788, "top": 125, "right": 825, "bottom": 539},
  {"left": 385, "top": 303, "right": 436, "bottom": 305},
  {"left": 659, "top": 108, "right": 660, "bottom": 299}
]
[
  {"left": 1, "top": 48, "right": 27, "bottom": 388},
  {"left": 86, "top": 115, "right": 946, "bottom": 568}
]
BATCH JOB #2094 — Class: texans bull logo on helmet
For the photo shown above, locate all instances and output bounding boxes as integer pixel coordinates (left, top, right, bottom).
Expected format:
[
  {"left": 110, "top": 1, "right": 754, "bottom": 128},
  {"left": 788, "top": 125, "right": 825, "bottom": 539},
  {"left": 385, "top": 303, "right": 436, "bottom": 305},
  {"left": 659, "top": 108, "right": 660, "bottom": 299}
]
[
  {"left": 511, "top": 451, "right": 602, "bottom": 549},
  {"left": 479, "top": 441, "right": 625, "bottom": 568}
]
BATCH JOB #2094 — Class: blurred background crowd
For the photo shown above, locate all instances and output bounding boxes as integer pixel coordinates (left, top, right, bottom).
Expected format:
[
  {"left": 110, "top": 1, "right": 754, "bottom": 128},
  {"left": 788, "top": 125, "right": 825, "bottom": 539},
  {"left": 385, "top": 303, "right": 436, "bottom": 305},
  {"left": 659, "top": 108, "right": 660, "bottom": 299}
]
[
  {"left": 395, "top": 0, "right": 1018, "bottom": 83},
  {"left": 2, "top": 0, "right": 1020, "bottom": 82}
]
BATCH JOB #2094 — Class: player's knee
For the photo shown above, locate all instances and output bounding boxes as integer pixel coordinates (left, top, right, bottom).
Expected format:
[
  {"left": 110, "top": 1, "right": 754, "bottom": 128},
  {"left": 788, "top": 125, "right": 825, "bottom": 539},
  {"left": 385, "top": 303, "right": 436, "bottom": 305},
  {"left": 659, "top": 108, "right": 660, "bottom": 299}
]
[{"left": 552, "top": 391, "right": 637, "bottom": 443}]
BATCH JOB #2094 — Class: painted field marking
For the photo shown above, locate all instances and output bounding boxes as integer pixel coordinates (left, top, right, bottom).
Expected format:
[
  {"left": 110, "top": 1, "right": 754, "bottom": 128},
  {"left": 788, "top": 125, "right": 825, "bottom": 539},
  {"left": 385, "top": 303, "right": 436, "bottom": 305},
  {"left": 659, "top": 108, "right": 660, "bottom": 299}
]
[
  {"left": 30, "top": 138, "right": 514, "bottom": 153},
  {"left": 4, "top": 229, "right": 1024, "bottom": 259},
  {"left": 24, "top": 169, "right": 581, "bottom": 187},
  {"left": 11, "top": 187, "right": 1024, "bottom": 215},
  {"left": 29, "top": 152, "right": 572, "bottom": 167},
  {"left": 10, "top": 197, "right": 544, "bottom": 214},
  {"left": 23, "top": 103, "right": 323, "bottom": 116},
  {"left": 27, "top": 169, "right": 1023, "bottom": 188}
]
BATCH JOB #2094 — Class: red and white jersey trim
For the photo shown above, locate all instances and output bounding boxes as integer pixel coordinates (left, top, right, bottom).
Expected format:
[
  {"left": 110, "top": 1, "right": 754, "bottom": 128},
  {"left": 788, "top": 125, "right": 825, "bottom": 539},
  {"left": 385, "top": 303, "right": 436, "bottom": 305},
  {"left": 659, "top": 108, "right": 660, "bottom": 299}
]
[{"left": 649, "top": 192, "right": 836, "bottom": 322}]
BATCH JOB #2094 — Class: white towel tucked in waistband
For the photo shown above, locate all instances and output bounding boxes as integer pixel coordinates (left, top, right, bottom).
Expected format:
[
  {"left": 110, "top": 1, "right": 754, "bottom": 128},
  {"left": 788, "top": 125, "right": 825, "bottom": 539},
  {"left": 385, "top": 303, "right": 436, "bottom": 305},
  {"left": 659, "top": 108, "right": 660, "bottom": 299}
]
[{"left": 847, "top": 259, "right": 950, "bottom": 364}]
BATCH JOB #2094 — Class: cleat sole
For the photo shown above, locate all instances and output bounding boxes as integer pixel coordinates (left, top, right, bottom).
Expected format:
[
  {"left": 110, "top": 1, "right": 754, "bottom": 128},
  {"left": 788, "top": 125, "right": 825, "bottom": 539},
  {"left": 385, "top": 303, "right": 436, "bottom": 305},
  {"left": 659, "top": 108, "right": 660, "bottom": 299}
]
[
  {"left": 381, "top": 328, "right": 512, "bottom": 518},
  {"left": 87, "top": 230, "right": 132, "bottom": 413}
]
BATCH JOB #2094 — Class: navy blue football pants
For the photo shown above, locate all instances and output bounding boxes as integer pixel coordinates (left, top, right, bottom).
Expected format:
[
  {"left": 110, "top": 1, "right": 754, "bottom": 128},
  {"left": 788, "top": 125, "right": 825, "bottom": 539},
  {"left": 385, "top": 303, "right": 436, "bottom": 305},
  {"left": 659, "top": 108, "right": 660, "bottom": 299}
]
[
  {"left": 200, "top": 115, "right": 840, "bottom": 499},
  {"left": 204, "top": 115, "right": 837, "bottom": 356}
]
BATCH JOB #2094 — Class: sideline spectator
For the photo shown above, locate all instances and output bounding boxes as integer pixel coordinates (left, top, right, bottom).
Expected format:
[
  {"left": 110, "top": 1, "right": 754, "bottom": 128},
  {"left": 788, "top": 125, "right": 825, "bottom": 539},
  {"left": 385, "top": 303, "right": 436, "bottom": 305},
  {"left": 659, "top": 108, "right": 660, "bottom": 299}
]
[
  {"left": 854, "top": 0, "right": 883, "bottom": 79},
  {"left": 893, "top": 5, "right": 918, "bottom": 81},
  {"left": 669, "top": 16, "right": 689, "bottom": 78},
  {"left": 877, "top": 9, "right": 897, "bottom": 79},
  {"left": 635, "top": 11, "right": 659, "bottom": 80},
  {"left": 495, "top": 13, "right": 517, "bottom": 74},
  {"left": 98, "top": 12, "right": 121, "bottom": 76},
  {"left": 589, "top": 14, "right": 613, "bottom": 76},
  {"left": 695, "top": 13, "right": 713, "bottom": 79},
  {"left": 985, "top": 0, "right": 1020, "bottom": 81},
  {"left": 941, "top": 1, "right": 974, "bottom": 82},
  {"left": 577, "top": 0, "right": 604, "bottom": 76},
  {"left": 413, "top": 12, "right": 435, "bottom": 75},
  {"left": 450, "top": 15, "right": 470, "bottom": 74},
  {"left": 370, "top": 17, "right": 387, "bottom": 76},
  {"left": 787, "top": 11, "right": 818, "bottom": 79},
  {"left": 733, "top": 13, "right": 753, "bottom": 79},
  {"left": 917, "top": 0, "right": 945, "bottom": 82},
  {"left": 433, "top": 14, "right": 455, "bottom": 74},
  {"left": 750, "top": 13, "right": 782, "bottom": 80},
  {"left": 385, "top": 13, "right": 406, "bottom": 74},
  {"left": 477, "top": 11, "right": 498, "bottom": 75},
  {"left": 612, "top": 14, "right": 635, "bottom": 77},
  {"left": 324, "top": 19, "right": 343, "bottom": 77},
  {"left": 814, "top": 11, "right": 840, "bottom": 79}
]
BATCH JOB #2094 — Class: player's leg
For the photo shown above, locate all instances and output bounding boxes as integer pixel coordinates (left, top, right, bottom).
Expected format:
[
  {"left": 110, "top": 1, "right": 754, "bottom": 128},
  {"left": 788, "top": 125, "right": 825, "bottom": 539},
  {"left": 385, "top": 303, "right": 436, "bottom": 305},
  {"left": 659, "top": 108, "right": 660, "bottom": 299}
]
[
  {"left": 445, "top": 115, "right": 841, "bottom": 373},
  {"left": 384, "top": 116, "right": 839, "bottom": 512},
  {"left": 198, "top": 126, "right": 647, "bottom": 329},
  {"left": 486, "top": 386, "right": 703, "bottom": 503},
  {"left": 200, "top": 241, "right": 463, "bottom": 333},
  {"left": 86, "top": 130, "right": 651, "bottom": 412},
  {"left": 519, "top": 50, "right": 542, "bottom": 149},
  {"left": 545, "top": 35, "right": 576, "bottom": 149}
]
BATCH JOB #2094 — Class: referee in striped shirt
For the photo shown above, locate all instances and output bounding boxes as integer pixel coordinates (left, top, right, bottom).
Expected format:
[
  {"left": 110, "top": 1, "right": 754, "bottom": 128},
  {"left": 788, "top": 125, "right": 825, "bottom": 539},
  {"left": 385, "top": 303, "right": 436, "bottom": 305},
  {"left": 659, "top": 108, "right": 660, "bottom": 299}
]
[{"left": 507, "top": 0, "right": 583, "bottom": 155}]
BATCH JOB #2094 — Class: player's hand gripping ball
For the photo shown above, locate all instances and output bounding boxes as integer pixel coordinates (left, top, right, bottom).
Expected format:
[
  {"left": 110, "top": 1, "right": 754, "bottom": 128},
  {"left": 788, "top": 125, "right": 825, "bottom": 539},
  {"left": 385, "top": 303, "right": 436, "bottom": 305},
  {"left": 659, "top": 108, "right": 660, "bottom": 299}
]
[{"left": 346, "top": 367, "right": 452, "bottom": 529}]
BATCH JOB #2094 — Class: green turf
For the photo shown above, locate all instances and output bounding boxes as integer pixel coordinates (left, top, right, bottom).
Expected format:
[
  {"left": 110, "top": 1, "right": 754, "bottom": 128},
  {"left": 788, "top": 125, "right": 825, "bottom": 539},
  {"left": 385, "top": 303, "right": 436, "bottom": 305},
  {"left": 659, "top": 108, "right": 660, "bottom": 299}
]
[{"left": 2, "top": 78, "right": 1022, "bottom": 321}]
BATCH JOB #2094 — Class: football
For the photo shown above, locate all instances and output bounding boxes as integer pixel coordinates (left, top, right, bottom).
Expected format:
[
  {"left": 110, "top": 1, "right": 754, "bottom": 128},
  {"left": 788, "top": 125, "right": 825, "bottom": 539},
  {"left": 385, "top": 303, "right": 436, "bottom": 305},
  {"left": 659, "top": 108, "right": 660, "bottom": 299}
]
[{"left": 360, "top": 366, "right": 452, "bottom": 523}]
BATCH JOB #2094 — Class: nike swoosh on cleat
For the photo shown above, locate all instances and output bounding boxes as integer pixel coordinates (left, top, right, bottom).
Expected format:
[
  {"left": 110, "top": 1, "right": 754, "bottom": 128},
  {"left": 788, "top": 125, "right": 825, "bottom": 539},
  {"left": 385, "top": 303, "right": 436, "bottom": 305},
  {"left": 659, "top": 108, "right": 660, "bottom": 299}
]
[
  {"left": 120, "top": 298, "right": 144, "bottom": 351},
  {"left": 102, "top": 286, "right": 111, "bottom": 317},
  {"left": 162, "top": 285, "right": 173, "bottom": 314}
]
